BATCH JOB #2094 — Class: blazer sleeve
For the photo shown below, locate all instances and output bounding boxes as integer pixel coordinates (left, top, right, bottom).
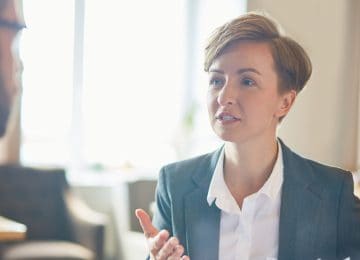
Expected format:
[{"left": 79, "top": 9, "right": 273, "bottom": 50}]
[
  {"left": 152, "top": 166, "right": 173, "bottom": 235},
  {"left": 337, "top": 172, "right": 360, "bottom": 258}
]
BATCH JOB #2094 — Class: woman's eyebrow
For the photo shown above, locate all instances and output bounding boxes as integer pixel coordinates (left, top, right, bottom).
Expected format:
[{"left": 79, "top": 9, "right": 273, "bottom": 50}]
[
  {"left": 209, "top": 68, "right": 262, "bottom": 75},
  {"left": 208, "top": 69, "right": 224, "bottom": 74},
  {"left": 237, "top": 68, "right": 262, "bottom": 75}
]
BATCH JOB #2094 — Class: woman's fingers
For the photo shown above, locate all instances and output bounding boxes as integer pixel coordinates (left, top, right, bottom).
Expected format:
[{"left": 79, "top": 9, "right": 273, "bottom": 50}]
[
  {"left": 150, "top": 229, "right": 170, "bottom": 257},
  {"left": 135, "top": 208, "right": 189, "bottom": 260},
  {"left": 167, "top": 245, "right": 185, "bottom": 260},
  {"left": 156, "top": 237, "right": 180, "bottom": 260},
  {"left": 135, "top": 208, "right": 158, "bottom": 238}
]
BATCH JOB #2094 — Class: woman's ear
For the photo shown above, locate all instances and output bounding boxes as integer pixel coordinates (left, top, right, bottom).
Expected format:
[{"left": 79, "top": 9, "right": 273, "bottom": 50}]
[{"left": 275, "top": 90, "right": 297, "bottom": 118}]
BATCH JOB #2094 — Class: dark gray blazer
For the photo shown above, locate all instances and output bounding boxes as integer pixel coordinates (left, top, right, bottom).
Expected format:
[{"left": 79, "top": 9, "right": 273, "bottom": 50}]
[{"left": 152, "top": 141, "right": 360, "bottom": 260}]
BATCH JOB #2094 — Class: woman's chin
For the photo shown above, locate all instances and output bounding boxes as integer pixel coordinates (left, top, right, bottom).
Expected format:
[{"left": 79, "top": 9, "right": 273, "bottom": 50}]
[{"left": 214, "top": 131, "right": 239, "bottom": 143}]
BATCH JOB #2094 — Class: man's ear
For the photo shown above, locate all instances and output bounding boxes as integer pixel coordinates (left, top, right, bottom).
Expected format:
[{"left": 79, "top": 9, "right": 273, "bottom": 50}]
[{"left": 275, "top": 90, "right": 297, "bottom": 118}]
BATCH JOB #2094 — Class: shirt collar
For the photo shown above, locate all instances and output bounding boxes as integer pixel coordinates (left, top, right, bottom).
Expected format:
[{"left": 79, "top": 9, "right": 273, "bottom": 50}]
[
  {"left": 207, "top": 142, "right": 284, "bottom": 206},
  {"left": 207, "top": 146, "right": 225, "bottom": 205}
]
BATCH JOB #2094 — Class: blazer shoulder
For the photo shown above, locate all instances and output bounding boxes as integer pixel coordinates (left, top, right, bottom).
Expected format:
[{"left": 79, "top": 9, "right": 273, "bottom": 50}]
[
  {"left": 282, "top": 141, "right": 350, "bottom": 179},
  {"left": 160, "top": 151, "right": 216, "bottom": 178},
  {"left": 281, "top": 141, "right": 353, "bottom": 191},
  {"left": 289, "top": 148, "right": 353, "bottom": 191},
  {"left": 157, "top": 147, "right": 222, "bottom": 189},
  {"left": 164, "top": 152, "right": 211, "bottom": 170},
  {"left": 304, "top": 156, "right": 351, "bottom": 182}
]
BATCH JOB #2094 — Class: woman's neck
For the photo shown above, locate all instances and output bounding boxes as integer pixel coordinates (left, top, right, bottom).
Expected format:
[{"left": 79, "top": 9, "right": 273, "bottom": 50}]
[{"left": 223, "top": 137, "right": 279, "bottom": 206}]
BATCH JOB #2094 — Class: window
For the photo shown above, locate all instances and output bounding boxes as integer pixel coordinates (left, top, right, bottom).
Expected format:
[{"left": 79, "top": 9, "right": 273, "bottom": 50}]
[
  {"left": 21, "top": 1, "right": 74, "bottom": 166},
  {"left": 20, "top": 0, "right": 246, "bottom": 173}
]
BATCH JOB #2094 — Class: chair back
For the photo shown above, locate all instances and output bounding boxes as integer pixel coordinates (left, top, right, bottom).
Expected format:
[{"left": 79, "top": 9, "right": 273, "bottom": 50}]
[{"left": 0, "top": 165, "right": 73, "bottom": 241}]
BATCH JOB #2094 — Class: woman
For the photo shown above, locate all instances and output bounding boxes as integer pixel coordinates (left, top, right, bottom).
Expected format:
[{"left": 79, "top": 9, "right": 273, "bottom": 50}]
[{"left": 136, "top": 12, "right": 360, "bottom": 260}]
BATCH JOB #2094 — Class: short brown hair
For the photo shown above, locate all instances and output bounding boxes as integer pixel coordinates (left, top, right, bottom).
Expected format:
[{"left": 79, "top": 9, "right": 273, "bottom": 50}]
[{"left": 204, "top": 12, "right": 312, "bottom": 94}]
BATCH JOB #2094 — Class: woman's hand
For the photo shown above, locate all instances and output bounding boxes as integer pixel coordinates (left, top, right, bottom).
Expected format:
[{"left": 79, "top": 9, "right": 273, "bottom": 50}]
[{"left": 135, "top": 209, "right": 190, "bottom": 260}]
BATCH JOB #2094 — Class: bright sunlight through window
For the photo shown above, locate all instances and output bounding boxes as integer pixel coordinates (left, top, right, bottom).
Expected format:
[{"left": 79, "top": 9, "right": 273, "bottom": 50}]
[{"left": 20, "top": 0, "right": 245, "bottom": 174}]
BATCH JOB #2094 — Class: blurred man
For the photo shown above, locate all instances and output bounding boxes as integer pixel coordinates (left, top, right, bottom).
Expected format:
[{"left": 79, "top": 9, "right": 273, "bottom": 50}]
[{"left": 0, "top": 0, "right": 25, "bottom": 137}]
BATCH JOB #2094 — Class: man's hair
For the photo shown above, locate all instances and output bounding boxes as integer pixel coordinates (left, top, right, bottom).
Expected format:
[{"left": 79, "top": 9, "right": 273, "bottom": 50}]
[{"left": 204, "top": 12, "right": 312, "bottom": 94}]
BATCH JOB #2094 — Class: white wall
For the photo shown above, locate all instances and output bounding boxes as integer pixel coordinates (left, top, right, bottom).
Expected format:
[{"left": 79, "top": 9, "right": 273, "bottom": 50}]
[{"left": 248, "top": 0, "right": 360, "bottom": 171}]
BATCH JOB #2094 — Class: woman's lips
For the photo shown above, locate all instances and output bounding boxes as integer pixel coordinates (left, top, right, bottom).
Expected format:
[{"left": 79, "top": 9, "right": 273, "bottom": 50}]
[{"left": 215, "top": 112, "right": 241, "bottom": 123}]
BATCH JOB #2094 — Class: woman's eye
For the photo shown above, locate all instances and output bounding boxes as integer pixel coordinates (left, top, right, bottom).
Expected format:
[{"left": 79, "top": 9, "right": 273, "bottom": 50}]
[
  {"left": 242, "top": 78, "right": 255, "bottom": 87},
  {"left": 209, "top": 78, "right": 224, "bottom": 88}
]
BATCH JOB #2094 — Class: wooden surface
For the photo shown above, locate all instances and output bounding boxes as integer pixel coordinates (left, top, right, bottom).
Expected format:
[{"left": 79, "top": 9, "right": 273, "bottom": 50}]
[{"left": 0, "top": 216, "right": 26, "bottom": 241}]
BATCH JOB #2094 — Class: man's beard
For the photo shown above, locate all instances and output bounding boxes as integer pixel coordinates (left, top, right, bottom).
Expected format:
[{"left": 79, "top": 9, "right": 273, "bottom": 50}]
[{"left": 0, "top": 78, "right": 10, "bottom": 137}]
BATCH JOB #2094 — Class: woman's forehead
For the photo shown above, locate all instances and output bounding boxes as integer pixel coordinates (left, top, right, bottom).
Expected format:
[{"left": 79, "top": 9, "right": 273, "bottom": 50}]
[{"left": 210, "top": 41, "right": 275, "bottom": 72}]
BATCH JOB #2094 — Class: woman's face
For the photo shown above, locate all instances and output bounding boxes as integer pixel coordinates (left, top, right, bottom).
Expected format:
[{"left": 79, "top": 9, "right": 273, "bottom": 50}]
[{"left": 207, "top": 41, "right": 295, "bottom": 144}]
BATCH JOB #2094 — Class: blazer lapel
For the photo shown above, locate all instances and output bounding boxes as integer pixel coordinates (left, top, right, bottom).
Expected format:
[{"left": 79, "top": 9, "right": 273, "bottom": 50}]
[
  {"left": 278, "top": 141, "right": 324, "bottom": 260},
  {"left": 184, "top": 148, "right": 222, "bottom": 260},
  {"left": 185, "top": 188, "right": 220, "bottom": 260}
]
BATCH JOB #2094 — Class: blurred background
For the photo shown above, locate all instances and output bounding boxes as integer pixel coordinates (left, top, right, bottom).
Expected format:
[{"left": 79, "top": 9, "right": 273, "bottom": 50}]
[{"left": 0, "top": 0, "right": 359, "bottom": 259}]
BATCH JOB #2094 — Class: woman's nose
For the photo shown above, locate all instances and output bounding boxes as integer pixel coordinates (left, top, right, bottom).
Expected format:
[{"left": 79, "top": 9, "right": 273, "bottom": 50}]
[{"left": 217, "top": 82, "right": 236, "bottom": 106}]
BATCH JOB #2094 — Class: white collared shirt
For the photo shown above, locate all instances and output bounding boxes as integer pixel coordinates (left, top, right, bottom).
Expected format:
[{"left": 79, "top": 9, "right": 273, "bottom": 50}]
[{"left": 207, "top": 143, "right": 284, "bottom": 260}]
